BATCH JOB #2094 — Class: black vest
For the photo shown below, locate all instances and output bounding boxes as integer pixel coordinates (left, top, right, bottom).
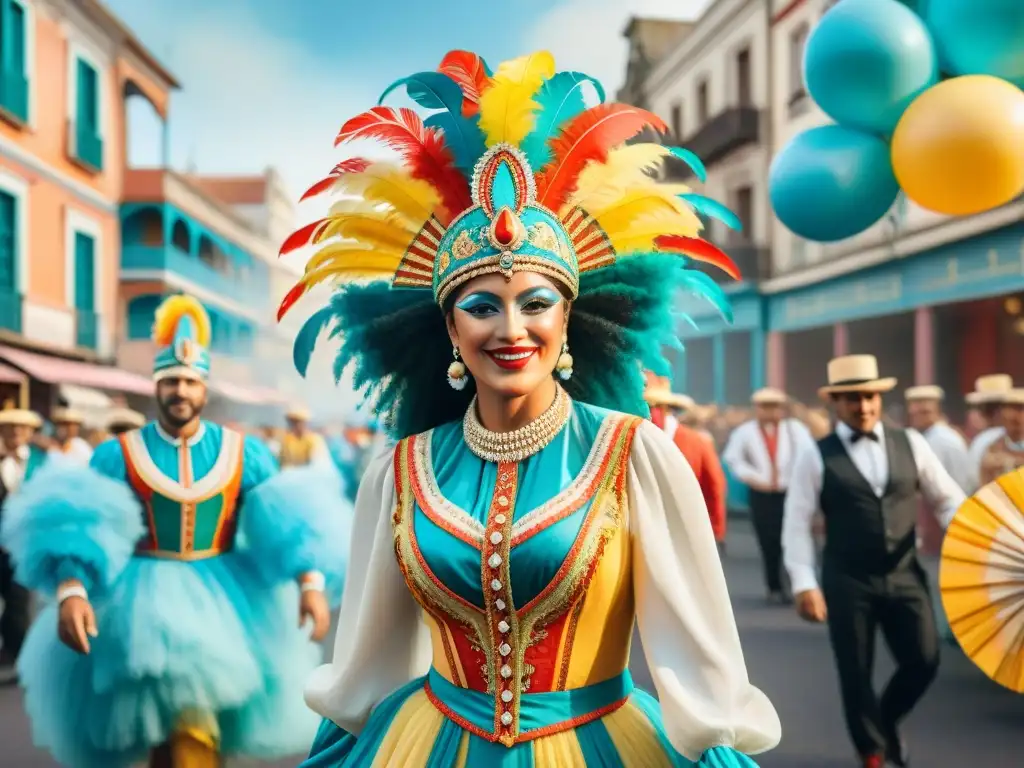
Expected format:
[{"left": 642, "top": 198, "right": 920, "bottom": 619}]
[{"left": 818, "top": 427, "right": 920, "bottom": 575}]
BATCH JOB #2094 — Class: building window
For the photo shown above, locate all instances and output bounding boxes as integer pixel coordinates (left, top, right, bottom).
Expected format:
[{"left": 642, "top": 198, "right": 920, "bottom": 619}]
[
  {"left": 0, "top": 172, "right": 26, "bottom": 333},
  {"left": 126, "top": 294, "right": 161, "bottom": 339},
  {"left": 69, "top": 53, "right": 103, "bottom": 171},
  {"left": 65, "top": 210, "right": 102, "bottom": 350},
  {"left": 735, "top": 47, "right": 752, "bottom": 107},
  {"left": 731, "top": 186, "right": 754, "bottom": 242},
  {"left": 670, "top": 103, "right": 682, "bottom": 140},
  {"left": 0, "top": 0, "right": 29, "bottom": 124},
  {"left": 788, "top": 24, "right": 810, "bottom": 116},
  {"left": 696, "top": 79, "right": 709, "bottom": 125}
]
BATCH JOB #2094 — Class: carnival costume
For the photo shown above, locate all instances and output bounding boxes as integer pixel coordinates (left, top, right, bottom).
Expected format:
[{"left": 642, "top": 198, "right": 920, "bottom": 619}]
[
  {"left": 0, "top": 296, "right": 350, "bottom": 768},
  {"left": 281, "top": 50, "right": 780, "bottom": 766}
]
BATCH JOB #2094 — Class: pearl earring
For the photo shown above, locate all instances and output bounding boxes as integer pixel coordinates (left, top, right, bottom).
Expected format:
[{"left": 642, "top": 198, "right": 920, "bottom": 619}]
[
  {"left": 447, "top": 346, "right": 468, "bottom": 390},
  {"left": 555, "top": 339, "right": 573, "bottom": 381}
]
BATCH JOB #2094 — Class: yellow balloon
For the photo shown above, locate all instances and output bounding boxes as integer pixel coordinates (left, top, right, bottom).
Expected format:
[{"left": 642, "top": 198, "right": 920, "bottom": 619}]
[{"left": 891, "top": 75, "right": 1024, "bottom": 216}]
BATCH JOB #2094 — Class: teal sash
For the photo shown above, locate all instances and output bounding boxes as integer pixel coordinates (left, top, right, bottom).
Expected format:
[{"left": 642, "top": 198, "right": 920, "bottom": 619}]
[{"left": 24, "top": 446, "right": 46, "bottom": 482}]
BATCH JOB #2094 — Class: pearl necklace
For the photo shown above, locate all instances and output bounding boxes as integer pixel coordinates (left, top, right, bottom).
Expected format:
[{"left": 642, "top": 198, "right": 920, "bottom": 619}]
[{"left": 463, "top": 386, "right": 572, "bottom": 464}]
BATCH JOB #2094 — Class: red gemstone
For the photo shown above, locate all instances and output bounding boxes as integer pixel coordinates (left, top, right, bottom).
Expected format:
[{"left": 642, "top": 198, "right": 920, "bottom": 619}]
[{"left": 494, "top": 208, "right": 517, "bottom": 246}]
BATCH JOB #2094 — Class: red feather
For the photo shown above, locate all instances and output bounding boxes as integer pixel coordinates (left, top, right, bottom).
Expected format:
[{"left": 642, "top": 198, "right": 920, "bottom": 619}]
[
  {"left": 655, "top": 235, "right": 741, "bottom": 281},
  {"left": 535, "top": 103, "right": 669, "bottom": 213},
  {"left": 438, "top": 50, "right": 489, "bottom": 117},
  {"left": 280, "top": 218, "right": 330, "bottom": 256},
  {"left": 299, "top": 158, "right": 372, "bottom": 201},
  {"left": 335, "top": 106, "right": 471, "bottom": 222},
  {"left": 277, "top": 282, "right": 308, "bottom": 321}
]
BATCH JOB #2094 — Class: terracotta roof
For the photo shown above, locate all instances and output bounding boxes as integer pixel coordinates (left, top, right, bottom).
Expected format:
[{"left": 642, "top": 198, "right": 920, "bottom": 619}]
[
  {"left": 189, "top": 176, "right": 268, "bottom": 205},
  {"left": 83, "top": 0, "right": 180, "bottom": 88}
]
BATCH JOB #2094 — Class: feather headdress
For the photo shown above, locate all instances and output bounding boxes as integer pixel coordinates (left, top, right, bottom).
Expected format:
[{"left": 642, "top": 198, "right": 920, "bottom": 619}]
[
  {"left": 281, "top": 50, "right": 742, "bottom": 435},
  {"left": 152, "top": 294, "right": 212, "bottom": 382}
]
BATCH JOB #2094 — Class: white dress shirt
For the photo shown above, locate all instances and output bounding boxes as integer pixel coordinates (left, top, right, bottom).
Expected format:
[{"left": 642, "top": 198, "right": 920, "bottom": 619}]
[
  {"left": 782, "top": 421, "right": 966, "bottom": 594},
  {"left": 967, "top": 426, "right": 1005, "bottom": 492},
  {"left": 0, "top": 444, "right": 31, "bottom": 493},
  {"left": 722, "top": 418, "right": 814, "bottom": 492},
  {"left": 50, "top": 436, "right": 93, "bottom": 465},
  {"left": 914, "top": 422, "right": 971, "bottom": 492}
]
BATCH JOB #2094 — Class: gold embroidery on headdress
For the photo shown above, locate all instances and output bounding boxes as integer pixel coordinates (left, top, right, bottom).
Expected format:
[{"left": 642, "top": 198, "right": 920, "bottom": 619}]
[
  {"left": 438, "top": 251, "right": 452, "bottom": 273},
  {"left": 452, "top": 230, "right": 481, "bottom": 261},
  {"left": 526, "top": 222, "right": 560, "bottom": 254}
]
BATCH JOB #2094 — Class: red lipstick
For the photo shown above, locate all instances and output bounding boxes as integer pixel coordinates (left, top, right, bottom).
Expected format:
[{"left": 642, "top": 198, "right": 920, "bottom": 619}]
[{"left": 484, "top": 346, "right": 537, "bottom": 371}]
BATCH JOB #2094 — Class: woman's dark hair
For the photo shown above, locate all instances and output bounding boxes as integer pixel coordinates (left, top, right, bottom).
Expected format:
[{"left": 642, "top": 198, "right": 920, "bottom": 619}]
[{"left": 327, "top": 253, "right": 714, "bottom": 439}]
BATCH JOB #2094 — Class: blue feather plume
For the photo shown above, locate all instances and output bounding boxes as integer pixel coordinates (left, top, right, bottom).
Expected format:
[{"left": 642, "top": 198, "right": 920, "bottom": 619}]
[
  {"left": 521, "top": 71, "right": 606, "bottom": 168},
  {"left": 670, "top": 146, "right": 707, "bottom": 183},
  {"left": 678, "top": 271, "right": 732, "bottom": 323},
  {"left": 680, "top": 193, "right": 742, "bottom": 231},
  {"left": 293, "top": 306, "right": 336, "bottom": 377},
  {"left": 378, "top": 70, "right": 485, "bottom": 172}
]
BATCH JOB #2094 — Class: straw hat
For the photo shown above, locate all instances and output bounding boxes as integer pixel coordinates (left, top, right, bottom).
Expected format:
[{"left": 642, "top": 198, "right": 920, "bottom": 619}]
[
  {"left": 905, "top": 385, "right": 944, "bottom": 402},
  {"left": 818, "top": 355, "right": 897, "bottom": 398},
  {"left": 965, "top": 374, "right": 1013, "bottom": 405},
  {"left": 751, "top": 387, "right": 787, "bottom": 405},
  {"left": 644, "top": 377, "right": 694, "bottom": 410},
  {"left": 106, "top": 407, "right": 145, "bottom": 430},
  {"left": 286, "top": 405, "right": 312, "bottom": 422},
  {"left": 51, "top": 406, "right": 85, "bottom": 424},
  {"left": 1002, "top": 389, "right": 1024, "bottom": 406},
  {"left": 0, "top": 399, "right": 42, "bottom": 429}
]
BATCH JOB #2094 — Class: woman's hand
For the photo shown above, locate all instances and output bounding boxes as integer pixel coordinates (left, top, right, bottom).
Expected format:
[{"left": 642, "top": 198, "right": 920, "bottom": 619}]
[
  {"left": 58, "top": 595, "right": 97, "bottom": 654},
  {"left": 299, "top": 589, "right": 331, "bottom": 642}
]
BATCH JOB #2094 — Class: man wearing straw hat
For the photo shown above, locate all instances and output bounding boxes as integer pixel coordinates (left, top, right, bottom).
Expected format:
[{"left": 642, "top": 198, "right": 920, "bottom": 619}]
[
  {"left": 0, "top": 401, "right": 46, "bottom": 681},
  {"left": 105, "top": 406, "right": 146, "bottom": 436},
  {"left": 783, "top": 355, "right": 965, "bottom": 768},
  {"left": 279, "top": 405, "right": 333, "bottom": 469},
  {"left": 48, "top": 404, "right": 93, "bottom": 464},
  {"left": 644, "top": 373, "right": 728, "bottom": 550},
  {"left": 976, "top": 387, "right": 1024, "bottom": 486},
  {"left": 723, "top": 387, "right": 814, "bottom": 604},
  {"left": 964, "top": 373, "right": 1013, "bottom": 490}
]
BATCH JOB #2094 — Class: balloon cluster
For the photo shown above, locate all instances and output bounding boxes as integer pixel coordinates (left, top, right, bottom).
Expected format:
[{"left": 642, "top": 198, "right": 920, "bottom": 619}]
[{"left": 769, "top": 0, "right": 1024, "bottom": 243}]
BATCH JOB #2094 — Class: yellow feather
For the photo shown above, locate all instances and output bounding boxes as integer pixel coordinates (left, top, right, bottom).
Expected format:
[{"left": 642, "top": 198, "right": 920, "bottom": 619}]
[
  {"left": 568, "top": 144, "right": 685, "bottom": 212},
  {"left": 592, "top": 189, "right": 691, "bottom": 235},
  {"left": 301, "top": 251, "right": 403, "bottom": 288},
  {"left": 317, "top": 211, "right": 415, "bottom": 250},
  {"left": 477, "top": 51, "right": 555, "bottom": 147},
  {"left": 608, "top": 209, "right": 703, "bottom": 252},
  {"left": 303, "top": 242, "right": 403, "bottom": 277},
  {"left": 334, "top": 163, "right": 439, "bottom": 223},
  {"left": 152, "top": 295, "right": 211, "bottom": 347}
]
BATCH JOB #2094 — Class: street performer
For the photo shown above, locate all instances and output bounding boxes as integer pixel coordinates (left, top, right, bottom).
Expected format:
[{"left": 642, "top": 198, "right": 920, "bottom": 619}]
[
  {"left": 0, "top": 295, "right": 350, "bottom": 768},
  {"left": 645, "top": 373, "right": 728, "bottom": 550},
  {"left": 782, "top": 355, "right": 964, "bottom": 768},
  {"left": 723, "top": 387, "right": 813, "bottom": 603}
]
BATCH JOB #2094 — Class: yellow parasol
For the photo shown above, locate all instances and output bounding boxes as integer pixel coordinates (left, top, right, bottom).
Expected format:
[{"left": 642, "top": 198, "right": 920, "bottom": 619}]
[{"left": 939, "top": 466, "right": 1024, "bottom": 692}]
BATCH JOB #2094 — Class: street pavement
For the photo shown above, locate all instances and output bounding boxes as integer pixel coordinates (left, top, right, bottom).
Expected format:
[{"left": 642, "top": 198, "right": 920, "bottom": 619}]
[{"left": 2, "top": 519, "right": 1022, "bottom": 767}]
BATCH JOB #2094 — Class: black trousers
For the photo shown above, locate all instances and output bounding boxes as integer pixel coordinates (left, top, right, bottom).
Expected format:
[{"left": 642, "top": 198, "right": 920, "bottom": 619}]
[
  {"left": 748, "top": 489, "right": 786, "bottom": 593},
  {"left": 822, "top": 561, "right": 940, "bottom": 757},
  {"left": 0, "top": 548, "right": 30, "bottom": 662}
]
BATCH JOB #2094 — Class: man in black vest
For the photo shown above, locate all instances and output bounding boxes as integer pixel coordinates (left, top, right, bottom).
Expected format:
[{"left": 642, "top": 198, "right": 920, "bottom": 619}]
[{"left": 782, "top": 355, "right": 965, "bottom": 768}]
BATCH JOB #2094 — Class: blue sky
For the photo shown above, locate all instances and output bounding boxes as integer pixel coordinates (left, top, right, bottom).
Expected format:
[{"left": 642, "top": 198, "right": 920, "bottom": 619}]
[{"left": 106, "top": 0, "right": 709, "bottom": 200}]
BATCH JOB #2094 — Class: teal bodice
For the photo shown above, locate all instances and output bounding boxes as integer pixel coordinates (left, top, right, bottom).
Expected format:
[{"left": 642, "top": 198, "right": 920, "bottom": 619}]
[{"left": 90, "top": 422, "right": 275, "bottom": 559}]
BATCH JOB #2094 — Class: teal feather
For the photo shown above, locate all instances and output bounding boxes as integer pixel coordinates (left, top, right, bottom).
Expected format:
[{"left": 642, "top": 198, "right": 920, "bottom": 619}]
[
  {"left": 378, "top": 71, "right": 485, "bottom": 172},
  {"left": 292, "top": 306, "right": 336, "bottom": 377},
  {"left": 678, "top": 271, "right": 732, "bottom": 323},
  {"left": 680, "top": 193, "right": 742, "bottom": 231},
  {"left": 521, "top": 71, "right": 606, "bottom": 168},
  {"left": 669, "top": 146, "right": 707, "bottom": 183}
]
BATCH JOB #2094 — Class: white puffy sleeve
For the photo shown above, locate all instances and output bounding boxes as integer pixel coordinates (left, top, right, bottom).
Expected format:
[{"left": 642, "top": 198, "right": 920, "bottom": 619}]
[
  {"left": 629, "top": 421, "right": 781, "bottom": 761},
  {"left": 304, "top": 446, "right": 432, "bottom": 732}
]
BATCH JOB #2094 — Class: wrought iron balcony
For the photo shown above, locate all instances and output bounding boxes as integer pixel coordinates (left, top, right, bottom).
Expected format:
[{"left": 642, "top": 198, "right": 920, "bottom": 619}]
[{"left": 666, "top": 106, "right": 761, "bottom": 178}]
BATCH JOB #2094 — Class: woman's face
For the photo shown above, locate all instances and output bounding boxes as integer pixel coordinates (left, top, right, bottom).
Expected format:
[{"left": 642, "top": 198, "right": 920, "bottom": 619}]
[{"left": 447, "top": 271, "right": 567, "bottom": 399}]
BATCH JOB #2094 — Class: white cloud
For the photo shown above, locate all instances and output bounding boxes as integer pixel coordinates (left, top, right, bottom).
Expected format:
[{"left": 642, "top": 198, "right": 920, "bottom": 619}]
[{"left": 522, "top": 0, "right": 711, "bottom": 93}]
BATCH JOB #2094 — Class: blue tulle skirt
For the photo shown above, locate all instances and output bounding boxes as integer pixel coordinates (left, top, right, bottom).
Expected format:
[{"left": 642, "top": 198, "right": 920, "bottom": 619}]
[{"left": 17, "top": 553, "right": 321, "bottom": 768}]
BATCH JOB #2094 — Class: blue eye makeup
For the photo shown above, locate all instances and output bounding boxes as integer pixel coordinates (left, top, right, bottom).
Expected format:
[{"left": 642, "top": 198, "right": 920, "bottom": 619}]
[
  {"left": 518, "top": 287, "right": 561, "bottom": 312},
  {"left": 455, "top": 292, "right": 501, "bottom": 315}
]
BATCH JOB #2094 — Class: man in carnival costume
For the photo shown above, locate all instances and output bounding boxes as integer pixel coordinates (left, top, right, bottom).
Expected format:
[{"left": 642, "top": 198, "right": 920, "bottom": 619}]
[
  {"left": 0, "top": 401, "right": 47, "bottom": 681},
  {"left": 278, "top": 49, "right": 779, "bottom": 767},
  {"left": 0, "top": 295, "right": 350, "bottom": 768}
]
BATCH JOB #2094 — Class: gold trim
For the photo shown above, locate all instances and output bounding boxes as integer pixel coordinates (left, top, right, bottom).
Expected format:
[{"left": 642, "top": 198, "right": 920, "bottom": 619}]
[{"left": 123, "top": 427, "right": 243, "bottom": 503}]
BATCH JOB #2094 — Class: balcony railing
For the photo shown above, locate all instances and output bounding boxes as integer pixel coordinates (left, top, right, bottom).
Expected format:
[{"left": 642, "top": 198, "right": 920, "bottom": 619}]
[
  {"left": 0, "top": 70, "right": 28, "bottom": 125},
  {"left": 668, "top": 106, "right": 761, "bottom": 178},
  {"left": 0, "top": 287, "right": 22, "bottom": 332},
  {"left": 67, "top": 119, "right": 104, "bottom": 172},
  {"left": 75, "top": 308, "right": 98, "bottom": 350},
  {"left": 692, "top": 243, "right": 769, "bottom": 285},
  {"left": 121, "top": 244, "right": 269, "bottom": 309}
]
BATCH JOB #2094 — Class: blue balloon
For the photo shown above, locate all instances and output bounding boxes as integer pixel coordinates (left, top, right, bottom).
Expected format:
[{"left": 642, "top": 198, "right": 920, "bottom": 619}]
[
  {"left": 805, "top": 0, "right": 938, "bottom": 135},
  {"left": 769, "top": 125, "right": 900, "bottom": 243},
  {"left": 925, "top": 0, "right": 1024, "bottom": 87}
]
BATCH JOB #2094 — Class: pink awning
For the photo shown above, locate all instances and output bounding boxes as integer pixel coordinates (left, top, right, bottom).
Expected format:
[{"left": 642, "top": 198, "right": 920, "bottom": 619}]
[
  {"left": 0, "top": 361, "right": 25, "bottom": 384},
  {"left": 0, "top": 344, "right": 153, "bottom": 395}
]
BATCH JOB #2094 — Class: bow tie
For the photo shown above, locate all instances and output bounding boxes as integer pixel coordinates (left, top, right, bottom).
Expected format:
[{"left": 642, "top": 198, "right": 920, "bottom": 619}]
[{"left": 850, "top": 430, "right": 879, "bottom": 443}]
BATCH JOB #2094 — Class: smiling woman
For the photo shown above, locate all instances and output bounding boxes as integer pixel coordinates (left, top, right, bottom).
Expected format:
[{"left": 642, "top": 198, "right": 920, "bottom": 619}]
[{"left": 283, "top": 49, "right": 779, "bottom": 767}]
